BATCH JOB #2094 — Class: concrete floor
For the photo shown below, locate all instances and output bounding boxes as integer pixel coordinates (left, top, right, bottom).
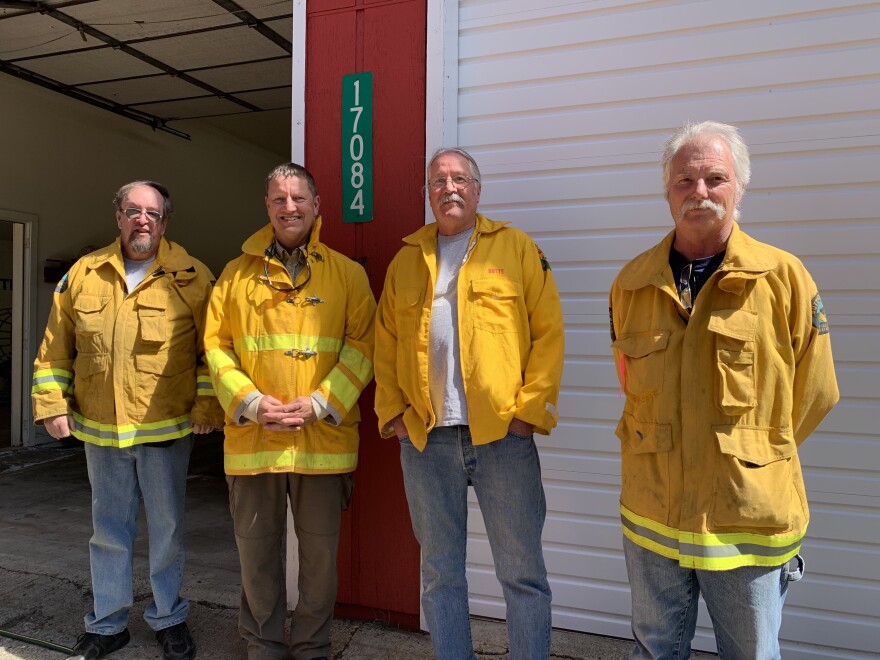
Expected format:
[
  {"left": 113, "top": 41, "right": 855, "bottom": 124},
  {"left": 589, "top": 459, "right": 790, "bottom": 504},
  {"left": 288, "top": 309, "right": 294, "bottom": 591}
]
[{"left": 0, "top": 440, "right": 651, "bottom": 659}]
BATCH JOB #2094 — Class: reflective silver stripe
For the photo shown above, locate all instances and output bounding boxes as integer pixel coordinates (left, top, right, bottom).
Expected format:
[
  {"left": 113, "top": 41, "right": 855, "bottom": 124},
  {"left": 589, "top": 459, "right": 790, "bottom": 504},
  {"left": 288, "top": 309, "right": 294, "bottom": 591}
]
[
  {"left": 71, "top": 413, "right": 192, "bottom": 447},
  {"left": 622, "top": 511, "right": 804, "bottom": 563},
  {"left": 621, "top": 513, "right": 679, "bottom": 552},
  {"left": 679, "top": 538, "right": 802, "bottom": 559}
]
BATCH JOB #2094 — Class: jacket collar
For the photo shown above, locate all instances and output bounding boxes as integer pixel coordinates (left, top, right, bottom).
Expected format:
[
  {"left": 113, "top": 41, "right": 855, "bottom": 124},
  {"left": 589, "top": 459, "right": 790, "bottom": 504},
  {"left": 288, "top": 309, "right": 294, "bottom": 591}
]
[
  {"left": 402, "top": 213, "right": 508, "bottom": 247},
  {"left": 86, "top": 237, "right": 193, "bottom": 275},
  {"left": 242, "top": 216, "right": 325, "bottom": 257},
  {"left": 617, "top": 222, "right": 779, "bottom": 292}
]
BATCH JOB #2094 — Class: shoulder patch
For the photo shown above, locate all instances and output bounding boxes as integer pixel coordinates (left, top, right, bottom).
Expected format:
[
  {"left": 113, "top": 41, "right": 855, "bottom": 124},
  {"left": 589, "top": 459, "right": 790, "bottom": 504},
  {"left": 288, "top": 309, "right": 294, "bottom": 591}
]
[
  {"left": 811, "top": 293, "right": 829, "bottom": 335},
  {"left": 55, "top": 272, "right": 69, "bottom": 294},
  {"left": 536, "top": 246, "right": 551, "bottom": 271}
]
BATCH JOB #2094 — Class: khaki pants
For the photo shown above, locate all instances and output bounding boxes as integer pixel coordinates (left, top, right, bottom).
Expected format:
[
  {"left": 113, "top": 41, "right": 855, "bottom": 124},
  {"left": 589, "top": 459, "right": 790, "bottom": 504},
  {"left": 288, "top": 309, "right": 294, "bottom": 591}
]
[{"left": 227, "top": 472, "right": 353, "bottom": 660}]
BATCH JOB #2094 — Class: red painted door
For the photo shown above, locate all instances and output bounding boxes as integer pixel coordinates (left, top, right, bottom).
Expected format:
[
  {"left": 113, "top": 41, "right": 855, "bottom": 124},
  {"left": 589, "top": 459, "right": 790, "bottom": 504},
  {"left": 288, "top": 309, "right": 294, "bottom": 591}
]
[{"left": 304, "top": 0, "right": 426, "bottom": 627}]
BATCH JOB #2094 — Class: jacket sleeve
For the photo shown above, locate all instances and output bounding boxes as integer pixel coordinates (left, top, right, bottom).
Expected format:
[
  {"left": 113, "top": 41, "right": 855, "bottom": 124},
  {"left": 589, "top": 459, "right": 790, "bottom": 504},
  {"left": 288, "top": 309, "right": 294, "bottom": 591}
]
[
  {"left": 790, "top": 269, "right": 839, "bottom": 445},
  {"left": 311, "top": 263, "right": 376, "bottom": 423},
  {"left": 373, "top": 256, "right": 407, "bottom": 437},
  {"left": 186, "top": 263, "right": 226, "bottom": 429},
  {"left": 203, "top": 263, "right": 261, "bottom": 425},
  {"left": 515, "top": 238, "right": 565, "bottom": 434},
  {"left": 31, "top": 268, "right": 79, "bottom": 423}
]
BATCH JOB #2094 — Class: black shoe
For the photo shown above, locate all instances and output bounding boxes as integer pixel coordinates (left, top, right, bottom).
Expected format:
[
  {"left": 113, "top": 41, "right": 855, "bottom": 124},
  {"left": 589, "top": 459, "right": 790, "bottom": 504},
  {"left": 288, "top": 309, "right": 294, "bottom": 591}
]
[
  {"left": 156, "top": 622, "right": 197, "bottom": 660},
  {"left": 66, "top": 629, "right": 130, "bottom": 659}
]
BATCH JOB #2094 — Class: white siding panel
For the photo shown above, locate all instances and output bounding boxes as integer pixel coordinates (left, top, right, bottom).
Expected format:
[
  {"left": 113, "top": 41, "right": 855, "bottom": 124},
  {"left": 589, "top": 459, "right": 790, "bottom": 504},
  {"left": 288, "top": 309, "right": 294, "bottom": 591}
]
[{"left": 451, "top": 0, "right": 880, "bottom": 656}]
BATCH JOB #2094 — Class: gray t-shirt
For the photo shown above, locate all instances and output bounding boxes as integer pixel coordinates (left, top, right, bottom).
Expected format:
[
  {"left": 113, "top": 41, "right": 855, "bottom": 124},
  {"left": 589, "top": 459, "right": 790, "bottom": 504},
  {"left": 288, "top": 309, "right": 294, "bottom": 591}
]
[
  {"left": 429, "top": 228, "right": 472, "bottom": 426},
  {"left": 123, "top": 255, "right": 157, "bottom": 293}
]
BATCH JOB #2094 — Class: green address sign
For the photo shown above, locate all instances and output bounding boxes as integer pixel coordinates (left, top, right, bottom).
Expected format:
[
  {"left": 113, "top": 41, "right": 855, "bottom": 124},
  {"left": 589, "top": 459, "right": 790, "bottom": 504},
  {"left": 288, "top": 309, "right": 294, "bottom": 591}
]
[{"left": 341, "top": 72, "right": 373, "bottom": 223}]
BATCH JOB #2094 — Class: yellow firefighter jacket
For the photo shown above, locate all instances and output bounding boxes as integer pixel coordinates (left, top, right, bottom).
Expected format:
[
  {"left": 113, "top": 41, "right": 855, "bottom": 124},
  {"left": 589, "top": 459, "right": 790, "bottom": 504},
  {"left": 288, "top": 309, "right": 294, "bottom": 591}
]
[
  {"left": 32, "top": 238, "right": 223, "bottom": 446},
  {"left": 204, "top": 219, "right": 376, "bottom": 476},
  {"left": 374, "top": 213, "right": 564, "bottom": 451},
  {"left": 609, "top": 222, "right": 839, "bottom": 570}
]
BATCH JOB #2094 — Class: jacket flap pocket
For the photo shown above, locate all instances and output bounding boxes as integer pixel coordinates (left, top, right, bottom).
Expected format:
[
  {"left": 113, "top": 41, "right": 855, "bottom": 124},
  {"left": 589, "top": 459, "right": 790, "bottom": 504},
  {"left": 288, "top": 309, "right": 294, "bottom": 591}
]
[
  {"left": 708, "top": 308, "right": 758, "bottom": 341},
  {"left": 471, "top": 278, "right": 522, "bottom": 298},
  {"left": 613, "top": 330, "right": 669, "bottom": 359},
  {"left": 715, "top": 425, "right": 796, "bottom": 466},
  {"left": 615, "top": 412, "right": 672, "bottom": 454},
  {"left": 77, "top": 353, "right": 108, "bottom": 377},
  {"left": 137, "top": 288, "right": 168, "bottom": 310},
  {"left": 395, "top": 286, "right": 423, "bottom": 310},
  {"left": 73, "top": 295, "right": 110, "bottom": 313},
  {"left": 718, "top": 349, "right": 754, "bottom": 365}
]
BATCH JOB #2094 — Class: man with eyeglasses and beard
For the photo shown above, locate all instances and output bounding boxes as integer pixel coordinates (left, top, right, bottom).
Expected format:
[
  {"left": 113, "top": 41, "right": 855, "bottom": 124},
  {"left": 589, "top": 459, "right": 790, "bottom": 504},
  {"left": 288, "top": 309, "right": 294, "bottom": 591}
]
[
  {"left": 609, "top": 122, "right": 839, "bottom": 659},
  {"left": 32, "top": 180, "right": 222, "bottom": 660},
  {"left": 374, "top": 147, "right": 564, "bottom": 659},
  {"left": 203, "top": 163, "right": 375, "bottom": 660}
]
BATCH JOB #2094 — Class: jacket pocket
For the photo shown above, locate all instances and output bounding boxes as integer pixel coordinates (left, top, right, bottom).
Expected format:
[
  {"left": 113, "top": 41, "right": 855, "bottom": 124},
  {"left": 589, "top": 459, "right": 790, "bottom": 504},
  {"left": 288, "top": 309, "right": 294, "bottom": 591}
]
[
  {"left": 73, "top": 353, "right": 108, "bottom": 378},
  {"left": 137, "top": 289, "right": 168, "bottom": 344},
  {"left": 716, "top": 349, "right": 756, "bottom": 414},
  {"left": 616, "top": 412, "right": 672, "bottom": 520},
  {"left": 612, "top": 330, "right": 668, "bottom": 400},
  {"left": 394, "top": 286, "right": 423, "bottom": 340},
  {"left": 710, "top": 425, "right": 797, "bottom": 532},
  {"left": 472, "top": 278, "right": 523, "bottom": 333},
  {"left": 73, "top": 295, "right": 111, "bottom": 352},
  {"left": 134, "top": 351, "right": 196, "bottom": 419},
  {"left": 709, "top": 309, "right": 758, "bottom": 415}
]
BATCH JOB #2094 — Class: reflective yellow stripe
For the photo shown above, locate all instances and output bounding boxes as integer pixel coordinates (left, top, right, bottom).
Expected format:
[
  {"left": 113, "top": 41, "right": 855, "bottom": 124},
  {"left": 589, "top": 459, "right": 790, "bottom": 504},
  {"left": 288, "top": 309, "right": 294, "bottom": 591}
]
[
  {"left": 70, "top": 412, "right": 192, "bottom": 448},
  {"left": 234, "top": 334, "right": 343, "bottom": 354},
  {"left": 321, "top": 370, "right": 361, "bottom": 412},
  {"left": 339, "top": 345, "right": 373, "bottom": 384},
  {"left": 32, "top": 368, "right": 74, "bottom": 394},
  {"left": 225, "top": 449, "right": 358, "bottom": 472},
  {"left": 206, "top": 348, "right": 254, "bottom": 410},
  {"left": 620, "top": 505, "right": 804, "bottom": 571},
  {"left": 196, "top": 375, "right": 215, "bottom": 396}
]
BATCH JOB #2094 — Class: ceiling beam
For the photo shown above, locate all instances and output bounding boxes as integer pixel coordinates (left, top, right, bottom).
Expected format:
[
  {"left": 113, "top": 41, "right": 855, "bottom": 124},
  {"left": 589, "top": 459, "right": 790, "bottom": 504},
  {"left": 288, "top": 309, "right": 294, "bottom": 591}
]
[
  {"left": 0, "top": 60, "right": 192, "bottom": 139},
  {"left": 209, "top": 0, "right": 292, "bottom": 53},
  {"left": 10, "top": 2, "right": 261, "bottom": 112}
]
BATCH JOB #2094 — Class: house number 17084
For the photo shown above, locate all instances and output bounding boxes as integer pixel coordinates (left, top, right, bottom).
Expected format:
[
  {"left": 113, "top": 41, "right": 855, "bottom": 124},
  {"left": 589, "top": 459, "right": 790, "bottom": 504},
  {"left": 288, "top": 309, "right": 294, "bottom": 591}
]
[{"left": 342, "top": 72, "right": 373, "bottom": 223}]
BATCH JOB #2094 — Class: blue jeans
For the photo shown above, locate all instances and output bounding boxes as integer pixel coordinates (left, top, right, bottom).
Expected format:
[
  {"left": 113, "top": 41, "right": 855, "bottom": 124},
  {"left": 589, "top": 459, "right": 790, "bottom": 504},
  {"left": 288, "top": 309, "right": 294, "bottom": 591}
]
[
  {"left": 400, "top": 426, "right": 552, "bottom": 660},
  {"left": 83, "top": 437, "right": 193, "bottom": 634},
  {"left": 624, "top": 536, "right": 804, "bottom": 660}
]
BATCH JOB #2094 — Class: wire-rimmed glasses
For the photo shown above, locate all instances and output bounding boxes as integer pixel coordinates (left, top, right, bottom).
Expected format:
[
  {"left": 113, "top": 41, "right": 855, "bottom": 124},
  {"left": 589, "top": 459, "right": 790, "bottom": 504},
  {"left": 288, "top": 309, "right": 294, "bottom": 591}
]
[
  {"left": 122, "top": 208, "right": 163, "bottom": 222},
  {"left": 262, "top": 247, "right": 312, "bottom": 302},
  {"left": 679, "top": 262, "right": 693, "bottom": 313},
  {"left": 427, "top": 175, "right": 477, "bottom": 191}
]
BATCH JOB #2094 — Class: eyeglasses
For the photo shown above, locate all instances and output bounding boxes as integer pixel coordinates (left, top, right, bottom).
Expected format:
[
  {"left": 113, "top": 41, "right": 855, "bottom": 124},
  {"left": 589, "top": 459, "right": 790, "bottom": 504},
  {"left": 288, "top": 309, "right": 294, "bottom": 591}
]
[
  {"left": 427, "top": 175, "right": 477, "bottom": 191},
  {"left": 262, "top": 247, "right": 318, "bottom": 305},
  {"left": 679, "top": 262, "right": 693, "bottom": 313},
  {"left": 122, "top": 208, "right": 163, "bottom": 222}
]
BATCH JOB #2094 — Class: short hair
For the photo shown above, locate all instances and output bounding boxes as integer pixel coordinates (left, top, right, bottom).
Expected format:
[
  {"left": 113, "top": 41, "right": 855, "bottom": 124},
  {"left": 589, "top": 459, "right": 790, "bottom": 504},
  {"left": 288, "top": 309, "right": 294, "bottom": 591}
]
[
  {"left": 427, "top": 147, "right": 482, "bottom": 184},
  {"left": 661, "top": 121, "right": 751, "bottom": 200},
  {"left": 265, "top": 162, "right": 318, "bottom": 198},
  {"left": 113, "top": 180, "right": 172, "bottom": 220}
]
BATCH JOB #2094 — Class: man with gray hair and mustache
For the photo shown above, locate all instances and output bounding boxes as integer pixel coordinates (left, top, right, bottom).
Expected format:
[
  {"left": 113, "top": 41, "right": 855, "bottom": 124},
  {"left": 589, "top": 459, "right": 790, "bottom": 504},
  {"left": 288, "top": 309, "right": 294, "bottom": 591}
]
[
  {"left": 375, "top": 147, "right": 564, "bottom": 658},
  {"left": 609, "top": 122, "right": 839, "bottom": 659}
]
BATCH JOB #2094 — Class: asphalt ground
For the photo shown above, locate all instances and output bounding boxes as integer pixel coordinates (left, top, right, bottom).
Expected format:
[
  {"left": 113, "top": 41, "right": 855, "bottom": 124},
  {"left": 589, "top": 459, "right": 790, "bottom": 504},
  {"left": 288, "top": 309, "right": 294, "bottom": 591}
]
[{"left": 0, "top": 440, "right": 657, "bottom": 659}]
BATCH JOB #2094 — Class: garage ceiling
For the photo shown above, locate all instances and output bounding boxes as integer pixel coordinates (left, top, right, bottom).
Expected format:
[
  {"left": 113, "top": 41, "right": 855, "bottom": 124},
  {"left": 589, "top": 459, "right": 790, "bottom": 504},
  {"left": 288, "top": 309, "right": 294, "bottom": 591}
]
[{"left": 0, "top": 0, "right": 292, "bottom": 153}]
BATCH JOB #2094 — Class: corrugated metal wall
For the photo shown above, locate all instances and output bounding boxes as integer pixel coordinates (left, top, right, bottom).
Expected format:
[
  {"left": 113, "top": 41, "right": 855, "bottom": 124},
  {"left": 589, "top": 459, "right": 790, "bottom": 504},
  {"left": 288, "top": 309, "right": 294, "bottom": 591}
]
[{"left": 449, "top": 1, "right": 880, "bottom": 656}]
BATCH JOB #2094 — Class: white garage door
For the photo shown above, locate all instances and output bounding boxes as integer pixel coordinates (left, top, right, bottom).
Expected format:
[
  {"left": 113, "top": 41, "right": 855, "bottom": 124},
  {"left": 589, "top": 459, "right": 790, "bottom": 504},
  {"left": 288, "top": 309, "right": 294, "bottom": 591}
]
[{"left": 425, "top": 1, "right": 880, "bottom": 657}]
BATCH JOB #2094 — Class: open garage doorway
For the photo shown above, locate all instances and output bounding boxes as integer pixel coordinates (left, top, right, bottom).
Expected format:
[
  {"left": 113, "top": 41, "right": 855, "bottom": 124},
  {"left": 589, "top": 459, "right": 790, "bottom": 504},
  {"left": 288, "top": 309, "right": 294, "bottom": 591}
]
[{"left": 0, "top": 211, "right": 36, "bottom": 448}]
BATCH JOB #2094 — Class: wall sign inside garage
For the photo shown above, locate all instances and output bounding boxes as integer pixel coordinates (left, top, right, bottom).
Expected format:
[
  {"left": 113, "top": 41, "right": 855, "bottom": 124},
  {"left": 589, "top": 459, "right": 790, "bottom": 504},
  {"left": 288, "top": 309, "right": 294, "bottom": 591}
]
[{"left": 341, "top": 72, "right": 374, "bottom": 223}]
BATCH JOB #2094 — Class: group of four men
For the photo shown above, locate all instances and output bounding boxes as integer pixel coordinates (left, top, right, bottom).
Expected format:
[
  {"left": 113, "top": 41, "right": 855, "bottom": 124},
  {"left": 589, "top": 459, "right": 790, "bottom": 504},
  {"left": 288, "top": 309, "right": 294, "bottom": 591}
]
[{"left": 31, "top": 121, "right": 838, "bottom": 660}]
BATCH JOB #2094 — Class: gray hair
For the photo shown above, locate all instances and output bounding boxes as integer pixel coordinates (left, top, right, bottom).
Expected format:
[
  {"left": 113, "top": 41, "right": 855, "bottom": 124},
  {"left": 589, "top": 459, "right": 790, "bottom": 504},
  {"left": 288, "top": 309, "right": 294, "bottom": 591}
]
[
  {"left": 113, "top": 180, "right": 172, "bottom": 220},
  {"left": 265, "top": 162, "right": 318, "bottom": 198},
  {"left": 427, "top": 147, "right": 482, "bottom": 184},
  {"left": 661, "top": 121, "right": 751, "bottom": 204}
]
